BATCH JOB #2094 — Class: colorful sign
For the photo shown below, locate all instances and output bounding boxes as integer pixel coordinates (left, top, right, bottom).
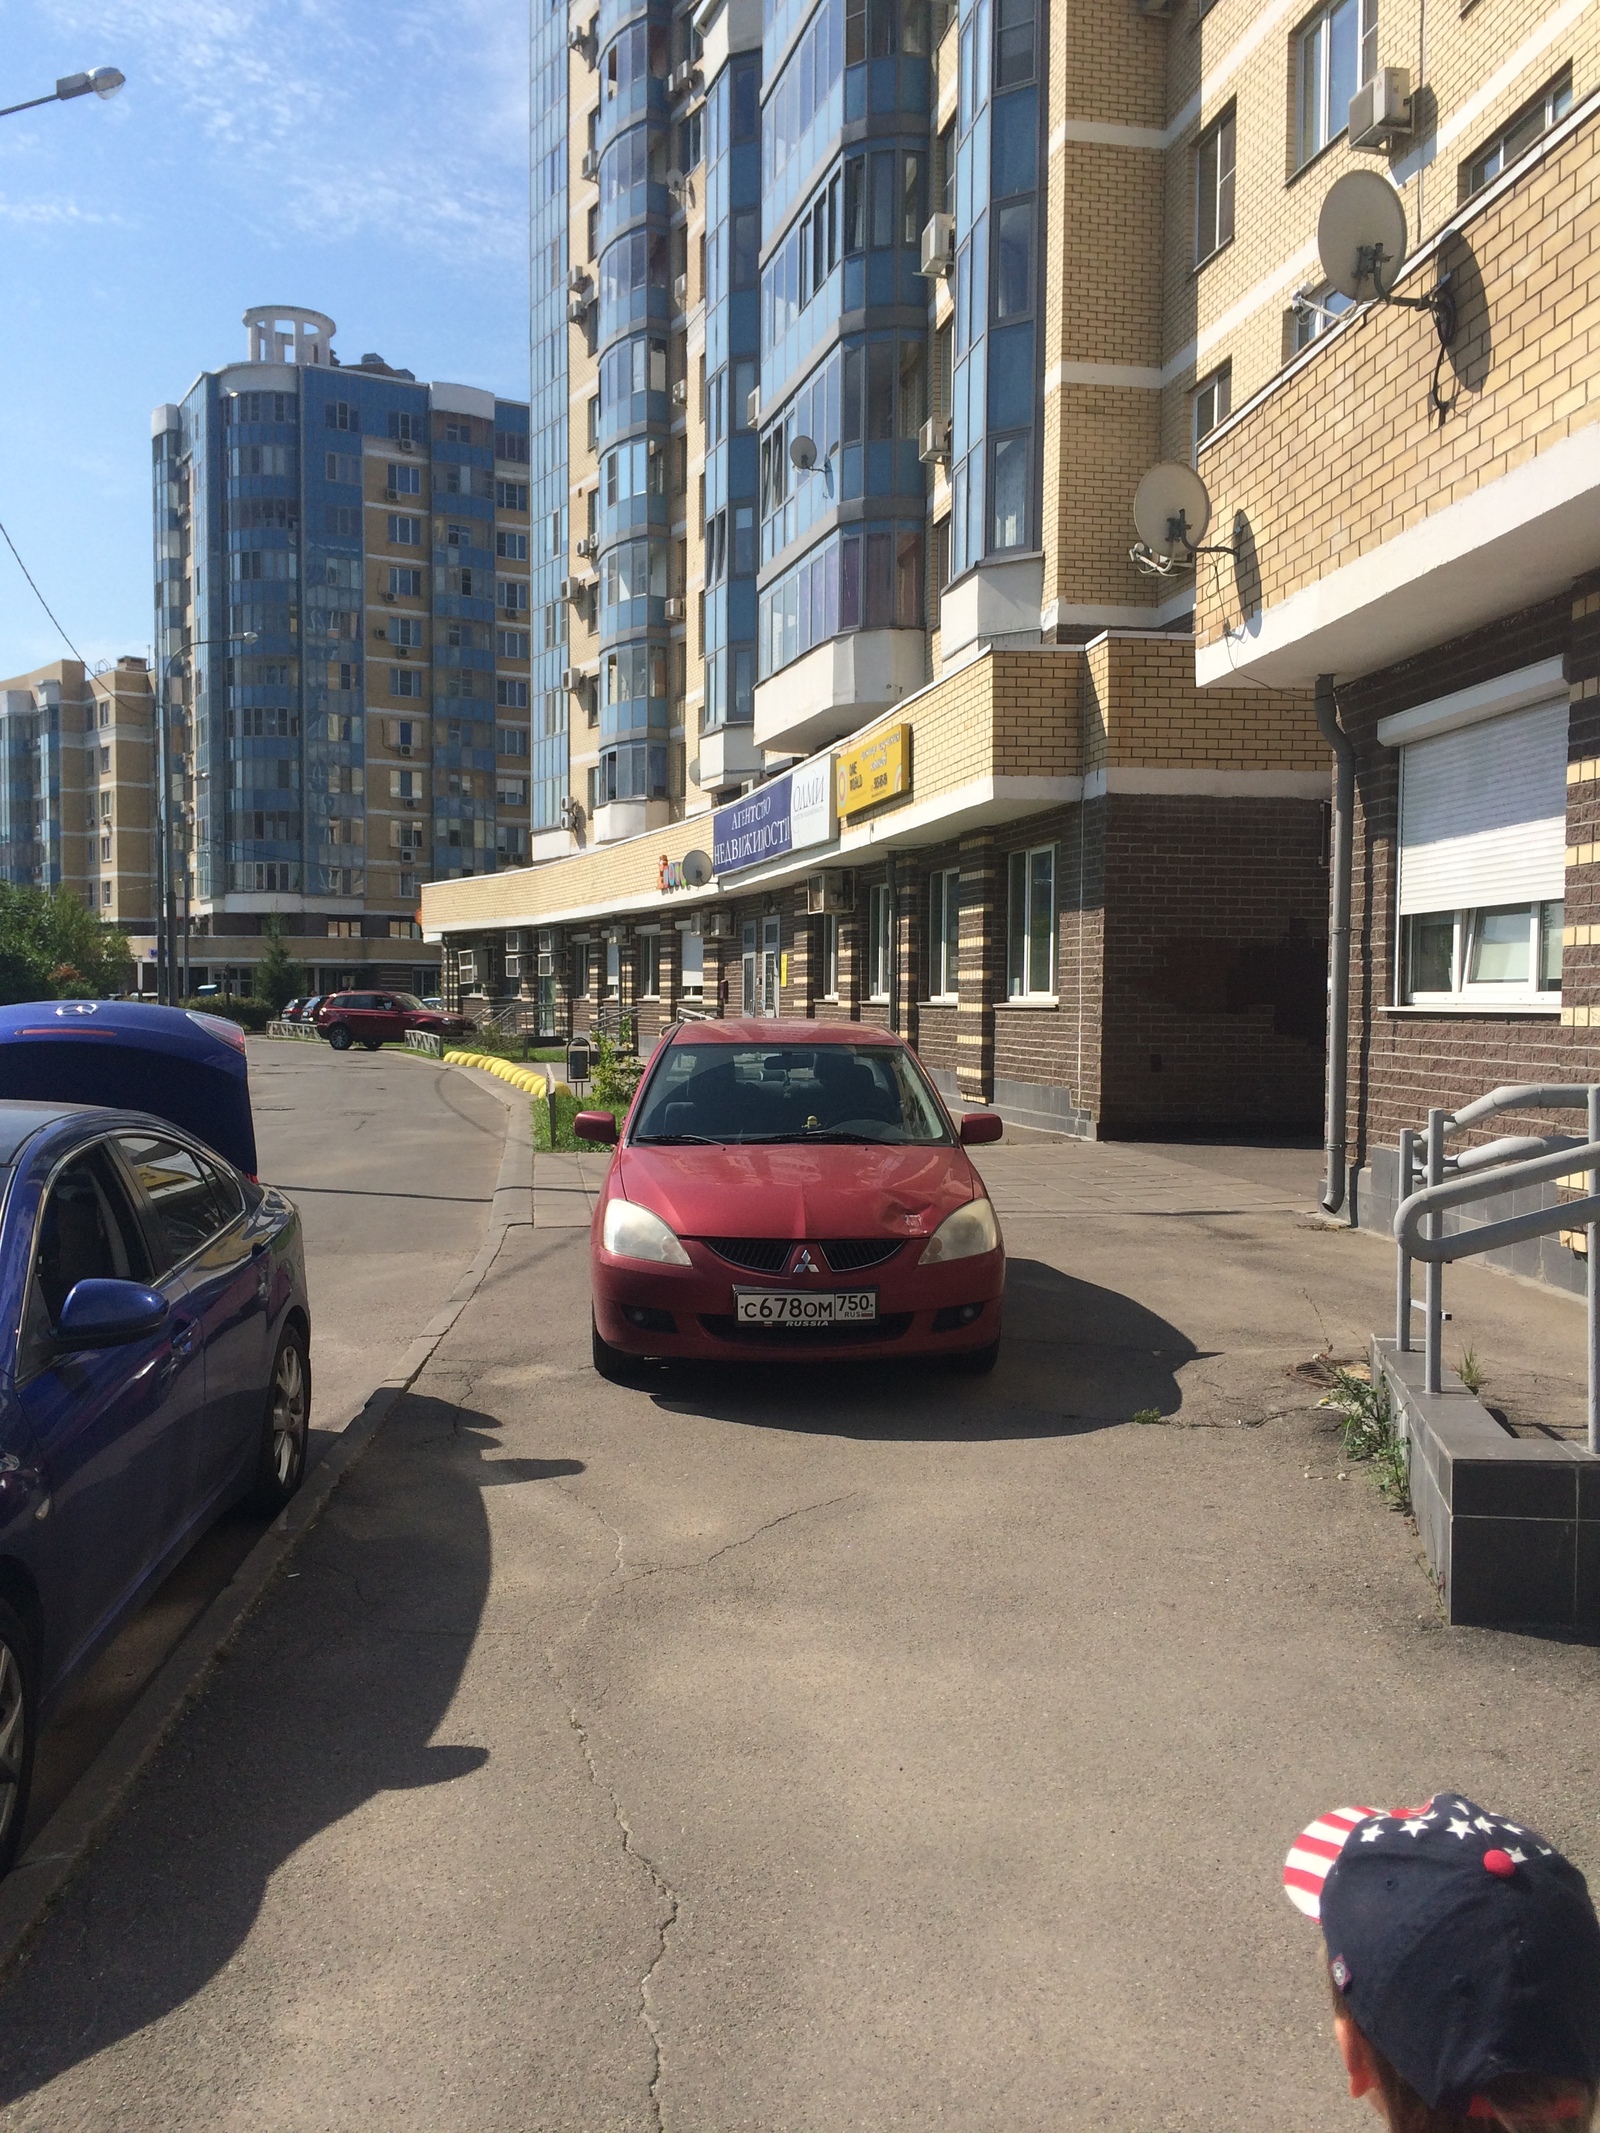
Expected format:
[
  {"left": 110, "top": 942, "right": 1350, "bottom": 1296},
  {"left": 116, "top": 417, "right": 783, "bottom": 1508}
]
[
  {"left": 711, "top": 755, "right": 836, "bottom": 875},
  {"left": 837, "top": 723, "right": 911, "bottom": 817}
]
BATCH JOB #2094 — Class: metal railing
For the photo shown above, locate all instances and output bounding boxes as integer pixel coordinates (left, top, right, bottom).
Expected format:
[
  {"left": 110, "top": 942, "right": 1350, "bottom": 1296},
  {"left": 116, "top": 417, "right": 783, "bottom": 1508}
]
[
  {"left": 405, "top": 1029, "right": 443, "bottom": 1058},
  {"left": 1392, "top": 1083, "right": 1600, "bottom": 1450}
]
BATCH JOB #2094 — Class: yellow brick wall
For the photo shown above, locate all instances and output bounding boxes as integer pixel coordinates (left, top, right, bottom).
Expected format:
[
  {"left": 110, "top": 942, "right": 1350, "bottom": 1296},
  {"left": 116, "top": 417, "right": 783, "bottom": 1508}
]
[
  {"left": 1193, "top": 97, "right": 1600, "bottom": 651},
  {"left": 1082, "top": 634, "right": 1319, "bottom": 770}
]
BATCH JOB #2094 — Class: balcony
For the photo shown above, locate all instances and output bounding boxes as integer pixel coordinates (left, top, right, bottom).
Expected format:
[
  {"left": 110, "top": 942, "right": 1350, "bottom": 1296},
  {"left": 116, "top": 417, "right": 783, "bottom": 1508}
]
[{"left": 752, "top": 630, "right": 929, "bottom": 760}]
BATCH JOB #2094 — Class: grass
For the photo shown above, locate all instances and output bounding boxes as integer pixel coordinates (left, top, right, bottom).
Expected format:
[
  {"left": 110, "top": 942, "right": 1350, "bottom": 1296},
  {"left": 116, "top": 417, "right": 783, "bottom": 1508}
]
[
  {"left": 533, "top": 1089, "right": 630, "bottom": 1153},
  {"left": 1457, "top": 1345, "right": 1484, "bottom": 1394},
  {"left": 1319, "top": 1366, "right": 1411, "bottom": 1514}
]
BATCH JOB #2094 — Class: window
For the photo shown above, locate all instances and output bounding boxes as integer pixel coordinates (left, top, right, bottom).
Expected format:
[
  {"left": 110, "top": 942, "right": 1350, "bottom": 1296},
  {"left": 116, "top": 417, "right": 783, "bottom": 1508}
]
[
  {"left": 1404, "top": 904, "right": 1564, "bottom": 1004},
  {"left": 325, "top": 507, "right": 360, "bottom": 537},
  {"left": 496, "top": 530, "right": 529, "bottom": 560},
  {"left": 1290, "top": 283, "right": 1354, "bottom": 353},
  {"left": 387, "top": 462, "right": 421, "bottom": 495},
  {"left": 497, "top": 579, "right": 530, "bottom": 613},
  {"left": 99, "top": 746, "right": 110, "bottom": 773},
  {"left": 496, "top": 774, "right": 527, "bottom": 805},
  {"left": 493, "top": 429, "right": 530, "bottom": 463},
  {"left": 495, "top": 480, "right": 528, "bottom": 510},
  {"left": 391, "top": 668, "right": 422, "bottom": 698},
  {"left": 497, "top": 629, "right": 529, "bottom": 657},
  {"left": 1193, "top": 364, "right": 1232, "bottom": 451},
  {"left": 388, "top": 410, "right": 419, "bottom": 443},
  {"left": 101, "top": 881, "right": 112, "bottom": 907},
  {"left": 325, "top": 400, "right": 360, "bottom": 432},
  {"left": 1007, "top": 845, "right": 1055, "bottom": 998},
  {"left": 1464, "top": 71, "right": 1573, "bottom": 197},
  {"left": 99, "top": 792, "right": 112, "bottom": 821},
  {"left": 388, "top": 514, "right": 421, "bottom": 545},
  {"left": 1297, "top": 0, "right": 1377, "bottom": 167},
  {"left": 928, "top": 868, "right": 960, "bottom": 996},
  {"left": 325, "top": 452, "right": 361, "bottom": 484},
  {"left": 816, "top": 913, "right": 839, "bottom": 999},
  {"left": 389, "top": 566, "right": 423, "bottom": 596},
  {"left": 641, "top": 932, "right": 661, "bottom": 998},
  {"left": 116, "top": 1133, "right": 238, "bottom": 1269},
  {"left": 868, "top": 881, "right": 892, "bottom": 1000},
  {"left": 23, "top": 1147, "right": 150, "bottom": 1355},
  {"left": 1194, "top": 107, "right": 1235, "bottom": 263},
  {"left": 391, "top": 768, "right": 424, "bottom": 800},
  {"left": 681, "top": 932, "right": 704, "bottom": 994},
  {"left": 496, "top": 680, "right": 529, "bottom": 709},
  {"left": 496, "top": 725, "right": 530, "bottom": 758}
]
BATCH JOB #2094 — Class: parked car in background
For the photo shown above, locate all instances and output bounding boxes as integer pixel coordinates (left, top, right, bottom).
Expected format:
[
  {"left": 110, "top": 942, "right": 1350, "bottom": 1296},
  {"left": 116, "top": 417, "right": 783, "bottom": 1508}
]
[
  {"left": 0, "top": 1001, "right": 310, "bottom": 1870},
  {"left": 580, "top": 1021, "right": 1005, "bottom": 1381},
  {"left": 314, "top": 991, "right": 470, "bottom": 1053}
]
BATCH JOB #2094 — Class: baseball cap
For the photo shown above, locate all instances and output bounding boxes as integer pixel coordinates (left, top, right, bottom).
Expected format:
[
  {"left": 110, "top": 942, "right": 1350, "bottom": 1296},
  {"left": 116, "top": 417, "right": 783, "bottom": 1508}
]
[{"left": 1282, "top": 1794, "right": 1600, "bottom": 2113}]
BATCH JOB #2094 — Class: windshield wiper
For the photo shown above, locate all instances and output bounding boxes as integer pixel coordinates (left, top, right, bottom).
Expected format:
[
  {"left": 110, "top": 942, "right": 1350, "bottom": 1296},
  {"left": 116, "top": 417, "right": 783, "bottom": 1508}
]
[
  {"left": 734, "top": 1129, "right": 901, "bottom": 1145},
  {"left": 633, "top": 1131, "right": 721, "bottom": 1144}
]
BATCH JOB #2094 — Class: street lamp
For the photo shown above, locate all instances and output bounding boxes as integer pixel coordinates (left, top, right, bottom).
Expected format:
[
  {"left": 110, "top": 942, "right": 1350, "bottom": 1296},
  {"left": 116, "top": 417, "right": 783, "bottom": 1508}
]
[
  {"left": 159, "top": 633, "right": 255, "bottom": 1007},
  {"left": 0, "top": 68, "right": 125, "bottom": 121}
]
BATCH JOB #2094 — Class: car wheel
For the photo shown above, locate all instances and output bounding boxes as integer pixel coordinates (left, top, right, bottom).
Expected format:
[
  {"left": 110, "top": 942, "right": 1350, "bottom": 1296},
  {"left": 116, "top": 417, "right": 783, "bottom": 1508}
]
[
  {"left": 592, "top": 1314, "right": 648, "bottom": 1385},
  {"left": 359, "top": 1038, "right": 382, "bottom": 1051},
  {"left": 241, "top": 1326, "right": 311, "bottom": 1515},
  {"left": 326, "top": 1026, "right": 352, "bottom": 1051},
  {"left": 948, "top": 1337, "right": 1000, "bottom": 1377},
  {"left": 0, "top": 1600, "right": 39, "bottom": 1877}
]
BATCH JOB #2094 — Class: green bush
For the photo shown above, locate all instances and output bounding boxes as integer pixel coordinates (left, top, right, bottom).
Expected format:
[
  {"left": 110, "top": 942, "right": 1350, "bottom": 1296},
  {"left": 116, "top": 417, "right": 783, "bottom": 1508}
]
[
  {"left": 0, "top": 885, "right": 131, "bottom": 1003},
  {"left": 181, "top": 994, "right": 274, "bottom": 1032},
  {"left": 1319, "top": 1367, "right": 1411, "bottom": 1513},
  {"left": 591, "top": 1030, "right": 644, "bottom": 1109},
  {"left": 534, "top": 1088, "right": 629, "bottom": 1153}
]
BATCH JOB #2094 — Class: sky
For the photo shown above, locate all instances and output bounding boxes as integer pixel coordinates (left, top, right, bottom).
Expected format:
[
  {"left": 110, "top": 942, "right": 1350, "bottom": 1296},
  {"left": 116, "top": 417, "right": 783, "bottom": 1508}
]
[{"left": 0, "top": 0, "right": 531, "bottom": 677}]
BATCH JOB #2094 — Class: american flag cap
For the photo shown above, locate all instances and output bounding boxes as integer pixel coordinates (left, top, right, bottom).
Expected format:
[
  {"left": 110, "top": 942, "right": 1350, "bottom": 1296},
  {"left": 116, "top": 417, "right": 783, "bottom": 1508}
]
[{"left": 1283, "top": 1804, "right": 1386, "bottom": 1919}]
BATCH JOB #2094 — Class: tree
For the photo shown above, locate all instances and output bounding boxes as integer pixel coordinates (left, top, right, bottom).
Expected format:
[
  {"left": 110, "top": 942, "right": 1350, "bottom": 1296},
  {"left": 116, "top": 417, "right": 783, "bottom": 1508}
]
[
  {"left": 253, "top": 915, "right": 305, "bottom": 1015},
  {"left": 0, "top": 886, "right": 131, "bottom": 1005}
]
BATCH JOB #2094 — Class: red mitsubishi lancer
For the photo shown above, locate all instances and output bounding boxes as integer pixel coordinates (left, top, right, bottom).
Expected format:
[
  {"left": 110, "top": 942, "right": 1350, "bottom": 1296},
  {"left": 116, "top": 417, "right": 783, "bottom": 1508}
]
[{"left": 577, "top": 1020, "right": 1004, "bottom": 1380}]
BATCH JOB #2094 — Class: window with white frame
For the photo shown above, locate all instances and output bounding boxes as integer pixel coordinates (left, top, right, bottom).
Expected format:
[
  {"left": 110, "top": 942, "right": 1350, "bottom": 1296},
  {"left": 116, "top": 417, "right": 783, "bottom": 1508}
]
[
  {"left": 641, "top": 932, "right": 661, "bottom": 998},
  {"left": 1290, "top": 283, "right": 1355, "bottom": 354},
  {"left": 928, "top": 867, "right": 960, "bottom": 997},
  {"left": 1194, "top": 107, "right": 1236, "bottom": 264},
  {"left": 1297, "top": 0, "right": 1377, "bottom": 167},
  {"left": 816, "top": 912, "right": 838, "bottom": 999},
  {"left": 1007, "top": 846, "right": 1055, "bottom": 998},
  {"left": 680, "top": 931, "right": 704, "bottom": 994},
  {"left": 1464, "top": 70, "right": 1573, "bottom": 198},
  {"left": 867, "top": 883, "right": 891, "bottom": 1001},
  {"left": 1397, "top": 697, "right": 1567, "bottom": 1009},
  {"left": 1193, "top": 364, "right": 1232, "bottom": 452}
]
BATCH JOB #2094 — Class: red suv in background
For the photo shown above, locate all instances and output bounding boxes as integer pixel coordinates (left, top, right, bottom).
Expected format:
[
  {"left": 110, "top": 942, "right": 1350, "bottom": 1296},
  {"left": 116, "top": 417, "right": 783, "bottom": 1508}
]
[{"left": 314, "top": 991, "right": 471, "bottom": 1052}]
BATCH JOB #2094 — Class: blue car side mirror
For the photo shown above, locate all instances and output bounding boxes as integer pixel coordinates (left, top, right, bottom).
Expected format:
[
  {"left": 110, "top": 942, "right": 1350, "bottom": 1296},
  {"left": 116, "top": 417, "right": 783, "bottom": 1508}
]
[{"left": 55, "top": 1280, "right": 170, "bottom": 1348}]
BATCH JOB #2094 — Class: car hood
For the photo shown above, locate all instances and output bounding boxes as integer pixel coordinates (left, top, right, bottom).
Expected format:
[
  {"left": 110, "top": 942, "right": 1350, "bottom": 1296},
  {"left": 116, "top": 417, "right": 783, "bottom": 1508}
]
[{"left": 613, "top": 1140, "right": 979, "bottom": 1241}]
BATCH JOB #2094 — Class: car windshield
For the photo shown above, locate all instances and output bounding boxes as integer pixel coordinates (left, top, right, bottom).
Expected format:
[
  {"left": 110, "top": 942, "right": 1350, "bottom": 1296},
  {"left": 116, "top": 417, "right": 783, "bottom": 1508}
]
[
  {"left": 393, "top": 993, "right": 422, "bottom": 1011},
  {"left": 631, "top": 1042, "right": 953, "bottom": 1146}
]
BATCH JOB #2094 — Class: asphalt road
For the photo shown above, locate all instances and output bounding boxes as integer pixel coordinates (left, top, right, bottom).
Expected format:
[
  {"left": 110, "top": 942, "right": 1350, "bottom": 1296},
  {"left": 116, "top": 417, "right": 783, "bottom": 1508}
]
[
  {"left": 24, "top": 1040, "right": 507, "bottom": 1838},
  {"left": 2, "top": 1129, "right": 1598, "bottom": 2129}
]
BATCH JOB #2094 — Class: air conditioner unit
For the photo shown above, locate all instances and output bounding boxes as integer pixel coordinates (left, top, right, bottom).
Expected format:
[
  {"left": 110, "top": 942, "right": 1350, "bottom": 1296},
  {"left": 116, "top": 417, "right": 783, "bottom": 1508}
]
[
  {"left": 671, "top": 378, "right": 688, "bottom": 406},
  {"left": 1348, "top": 67, "right": 1413, "bottom": 151},
  {"left": 920, "top": 213, "right": 955, "bottom": 277},
  {"left": 568, "top": 17, "right": 595, "bottom": 53},
  {"left": 701, "top": 910, "right": 731, "bottom": 939},
  {"left": 567, "top": 295, "right": 591, "bottom": 324},
  {"left": 381, "top": 590, "right": 396, "bottom": 602},
  {"left": 806, "top": 869, "right": 856, "bottom": 915},
  {"left": 568, "top": 265, "right": 591, "bottom": 293},
  {"left": 399, "top": 438, "right": 415, "bottom": 452},
  {"left": 919, "top": 416, "right": 952, "bottom": 466},
  {"left": 647, "top": 437, "right": 663, "bottom": 457},
  {"left": 373, "top": 625, "right": 388, "bottom": 641},
  {"left": 559, "top": 577, "right": 576, "bottom": 601},
  {"left": 580, "top": 147, "right": 601, "bottom": 180},
  {"left": 561, "top": 666, "right": 578, "bottom": 691},
  {"left": 745, "top": 387, "right": 761, "bottom": 426},
  {"left": 667, "top": 60, "right": 700, "bottom": 97},
  {"left": 397, "top": 741, "right": 412, "bottom": 756},
  {"left": 503, "top": 954, "right": 522, "bottom": 979},
  {"left": 664, "top": 595, "right": 685, "bottom": 621},
  {"left": 672, "top": 273, "right": 688, "bottom": 309},
  {"left": 575, "top": 534, "right": 597, "bottom": 557}
]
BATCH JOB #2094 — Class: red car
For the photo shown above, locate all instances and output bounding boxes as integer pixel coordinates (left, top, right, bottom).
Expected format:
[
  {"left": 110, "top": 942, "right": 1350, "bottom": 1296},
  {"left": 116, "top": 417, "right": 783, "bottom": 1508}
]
[
  {"left": 578, "top": 1020, "right": 1004, "bottom": 1379},
  {"left": 314, "top": 991, "right": 470, "bottom": 1052}
]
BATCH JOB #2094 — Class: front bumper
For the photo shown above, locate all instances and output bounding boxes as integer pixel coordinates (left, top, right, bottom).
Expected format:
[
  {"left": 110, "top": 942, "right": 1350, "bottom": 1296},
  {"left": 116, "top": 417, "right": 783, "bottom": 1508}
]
[{"left": 592, "top": 1239, "right": 1005, "bottom": 1360}]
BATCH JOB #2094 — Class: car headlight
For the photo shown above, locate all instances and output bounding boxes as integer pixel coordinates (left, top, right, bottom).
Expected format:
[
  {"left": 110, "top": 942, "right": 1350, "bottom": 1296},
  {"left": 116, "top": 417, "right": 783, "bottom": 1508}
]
[
  {"left": 602, "top": 1198, "right": 692, "bottom": 1265},
  {"left": 917, "top": 1196, "right": 1000, "bottom": 1266}
]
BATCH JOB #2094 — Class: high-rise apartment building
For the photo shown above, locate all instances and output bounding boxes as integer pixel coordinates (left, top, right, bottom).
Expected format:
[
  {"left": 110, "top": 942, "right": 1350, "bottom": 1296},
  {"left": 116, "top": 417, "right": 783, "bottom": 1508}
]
[
  {"left": 0, "top": 656, "right": 156, "bottom": 960},
  {"left": 152, "top": 310, "right": 534, "bottom": 996},
  {"left": 427, "top": 1, "right": 1593, "bottom": 1150}
]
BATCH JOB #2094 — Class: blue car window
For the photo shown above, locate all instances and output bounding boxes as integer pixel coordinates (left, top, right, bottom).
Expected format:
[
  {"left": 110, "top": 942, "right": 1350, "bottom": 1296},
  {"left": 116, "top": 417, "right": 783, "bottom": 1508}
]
[
  {"left": 21, "top": 1147, "right": 152, "bottom": 1369},
  {"left": 114, "top": 1133, "right": 235, "bottom": 1272}
]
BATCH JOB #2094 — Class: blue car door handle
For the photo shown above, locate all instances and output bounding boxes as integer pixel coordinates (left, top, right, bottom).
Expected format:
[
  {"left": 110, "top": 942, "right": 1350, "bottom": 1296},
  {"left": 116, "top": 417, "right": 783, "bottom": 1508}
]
[{"left": 159, "top": 1315, "right": 198, "bottom": 1380}]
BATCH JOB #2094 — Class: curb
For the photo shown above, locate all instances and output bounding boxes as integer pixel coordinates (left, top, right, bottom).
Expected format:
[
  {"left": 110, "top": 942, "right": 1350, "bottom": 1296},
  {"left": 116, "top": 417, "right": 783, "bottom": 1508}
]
[{"left": 0, "top": 1062, "right": 533, "bottom": 1980}]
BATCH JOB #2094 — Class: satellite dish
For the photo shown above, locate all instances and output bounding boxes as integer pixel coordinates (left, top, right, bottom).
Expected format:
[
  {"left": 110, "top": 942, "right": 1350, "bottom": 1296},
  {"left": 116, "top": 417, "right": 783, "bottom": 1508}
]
[
  {"left": 1132, "top": 462, "right": 1213, "bottom": 561},
  {"left": 1317, "top": 170, "right": 1408, "bottom": 301},
  {"left": 681, "top": 849, "right": 713, "bottom": 888},
  {"left": 665, "top": 167, "right": 685, "bottom": 192},
  {"left": 789, "top": 434, "right": 818, "bottom": 473}
]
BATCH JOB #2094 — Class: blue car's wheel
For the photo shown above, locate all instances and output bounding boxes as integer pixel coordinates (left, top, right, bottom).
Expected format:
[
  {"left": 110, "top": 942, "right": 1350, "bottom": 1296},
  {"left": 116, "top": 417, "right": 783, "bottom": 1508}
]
[
  {"left": 0, "top": 1600, "right": 38, "bottom": 1876},
  {"left": 242, "top": 1327, "right": 310, "bottom": 1516}
]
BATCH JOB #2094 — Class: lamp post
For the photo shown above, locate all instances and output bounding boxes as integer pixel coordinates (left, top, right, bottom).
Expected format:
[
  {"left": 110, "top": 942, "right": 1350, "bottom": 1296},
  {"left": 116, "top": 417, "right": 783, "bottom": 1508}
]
[
  {"left": 0, "top": 68, "right": 125, "bottom": 121},
  {"left": 159, "top": 634, "right": 254, "bottom": 1006}
]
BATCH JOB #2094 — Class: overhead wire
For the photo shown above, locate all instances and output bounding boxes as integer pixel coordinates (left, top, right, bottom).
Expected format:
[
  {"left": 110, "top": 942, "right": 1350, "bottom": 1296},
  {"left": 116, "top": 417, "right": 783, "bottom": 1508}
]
[{"left": 0, "top": 510, "right": 89, "bottom": 666}]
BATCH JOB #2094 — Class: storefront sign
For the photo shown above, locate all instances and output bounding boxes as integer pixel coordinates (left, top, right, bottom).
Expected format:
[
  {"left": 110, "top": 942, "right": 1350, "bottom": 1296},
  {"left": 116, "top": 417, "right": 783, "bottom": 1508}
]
[
  {"left": 837, "top": 723, "right": 911, "bottom": 817},
  {"left": 711, "top": 756, "right": 836, "bottom": 875}
]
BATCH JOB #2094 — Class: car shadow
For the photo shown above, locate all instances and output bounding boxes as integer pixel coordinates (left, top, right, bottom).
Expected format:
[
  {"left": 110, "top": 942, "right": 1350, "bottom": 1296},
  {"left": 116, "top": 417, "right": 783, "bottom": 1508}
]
[
  {"left": 648, "top": 1259, "right": 1203, "bottom": 1441},
  {"left": 0, "top": 1393, "right": 582, "bottom": 2108}
]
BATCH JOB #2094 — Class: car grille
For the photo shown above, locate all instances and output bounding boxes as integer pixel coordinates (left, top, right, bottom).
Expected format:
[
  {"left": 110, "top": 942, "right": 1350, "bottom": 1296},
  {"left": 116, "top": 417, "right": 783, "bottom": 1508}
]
[
  {"left": 703, "top": 1238, "right": 904, "bottom": 1274},
  {"left": 698, "top": 1313, "right": 914, "bottom": 1346}
]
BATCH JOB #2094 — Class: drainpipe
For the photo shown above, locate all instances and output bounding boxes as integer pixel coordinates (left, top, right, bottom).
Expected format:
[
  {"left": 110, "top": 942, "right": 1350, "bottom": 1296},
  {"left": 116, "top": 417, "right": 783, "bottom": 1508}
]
[
  {"left": 885, "top": 852, "right": 899, "bottom": 1035},
  {"left": 1317, "top": 672, "right": 1354, "bottom": 1215}
]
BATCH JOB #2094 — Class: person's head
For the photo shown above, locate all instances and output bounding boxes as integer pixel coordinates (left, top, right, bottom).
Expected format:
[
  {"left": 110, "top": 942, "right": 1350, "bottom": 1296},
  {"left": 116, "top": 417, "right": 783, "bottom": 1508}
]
[{"left": 1284, "top": 1796, "right": 1600, "bottom": 2132}]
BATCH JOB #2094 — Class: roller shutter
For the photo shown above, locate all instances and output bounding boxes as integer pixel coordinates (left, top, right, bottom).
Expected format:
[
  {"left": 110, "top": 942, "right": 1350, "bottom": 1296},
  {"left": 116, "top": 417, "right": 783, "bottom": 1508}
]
[{"left": 1397, "top": 699, "right": 1567, "bottom": 916}]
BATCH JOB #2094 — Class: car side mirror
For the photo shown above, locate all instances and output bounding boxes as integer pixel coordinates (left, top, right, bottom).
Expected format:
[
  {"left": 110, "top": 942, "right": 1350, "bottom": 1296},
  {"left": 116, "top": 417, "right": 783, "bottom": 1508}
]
[
  {"left": 959, "top": 1112, "right": 1003, "bottom": 1144},
  {"left": 55, "top": 1279, "right": 169, "bottom": 1348},
  {"left": 574, "top": 1110, "right": 619, "bottom": 1146}
]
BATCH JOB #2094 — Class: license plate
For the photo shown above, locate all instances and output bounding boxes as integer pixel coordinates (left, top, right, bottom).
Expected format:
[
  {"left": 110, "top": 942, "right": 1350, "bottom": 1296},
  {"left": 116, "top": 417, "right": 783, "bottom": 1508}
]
[{"left": 734, "top": 1288, "right": 877, "bottom": 1326}]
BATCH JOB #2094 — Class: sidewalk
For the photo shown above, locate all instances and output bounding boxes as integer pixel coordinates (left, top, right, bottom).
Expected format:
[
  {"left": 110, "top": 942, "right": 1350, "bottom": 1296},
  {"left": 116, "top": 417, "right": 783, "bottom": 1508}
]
[{"left": 0, "top": 1130, "right": 1596, "bottom": 2130}]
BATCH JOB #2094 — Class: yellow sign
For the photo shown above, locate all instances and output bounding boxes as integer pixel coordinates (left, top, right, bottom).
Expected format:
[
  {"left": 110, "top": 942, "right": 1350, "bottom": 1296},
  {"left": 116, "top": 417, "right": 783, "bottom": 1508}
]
[{"left": 837, "top": 722, "right": 911, "bottom": 818}]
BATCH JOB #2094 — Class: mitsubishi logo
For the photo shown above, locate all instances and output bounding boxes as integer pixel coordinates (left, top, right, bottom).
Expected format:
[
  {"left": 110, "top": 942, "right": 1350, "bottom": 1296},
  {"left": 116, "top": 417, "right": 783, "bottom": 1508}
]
[{"left": 790, "top": 1247, "right": 818, "bottom": 1275}]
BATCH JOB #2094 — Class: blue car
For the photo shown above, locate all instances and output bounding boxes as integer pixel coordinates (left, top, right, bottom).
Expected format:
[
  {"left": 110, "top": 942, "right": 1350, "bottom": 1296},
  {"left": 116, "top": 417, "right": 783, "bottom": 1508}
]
[{"left": 0, "top": 1003, "right": 310, "bottom": 1869}]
